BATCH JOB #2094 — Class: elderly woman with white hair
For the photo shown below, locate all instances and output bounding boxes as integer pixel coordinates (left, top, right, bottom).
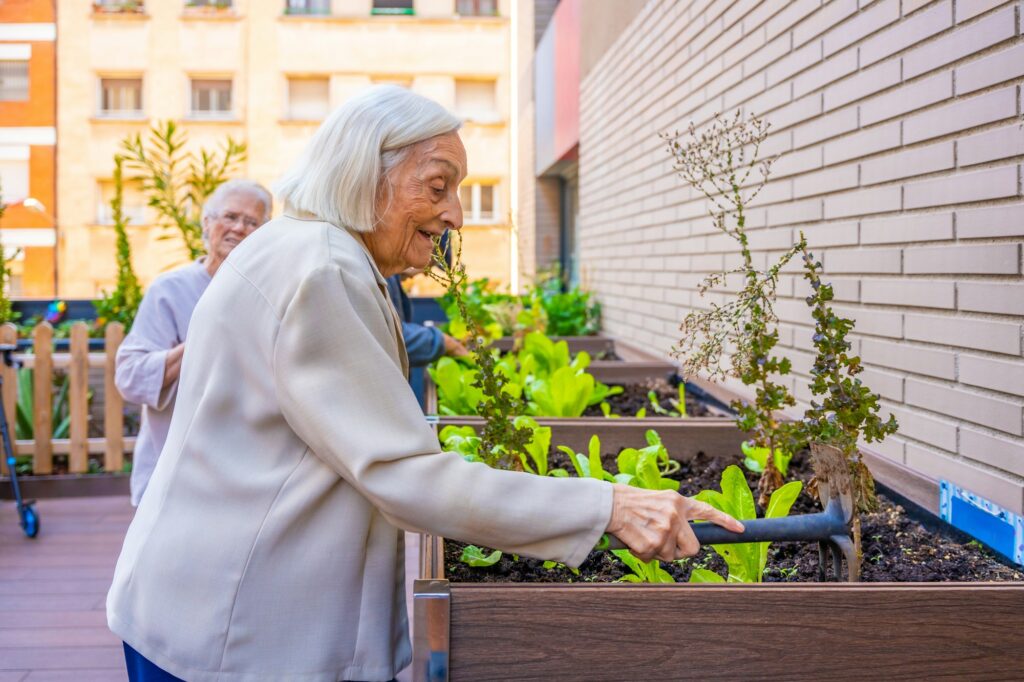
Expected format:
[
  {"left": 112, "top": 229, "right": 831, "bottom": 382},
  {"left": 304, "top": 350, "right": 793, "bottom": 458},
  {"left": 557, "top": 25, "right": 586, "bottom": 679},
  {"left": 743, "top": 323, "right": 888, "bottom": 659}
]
[
  {"left": 107, "top": 86, "right": 742, "bottom": 682},
  {"left": 114, "top": 178, "right": 272, "bottom": 506}
]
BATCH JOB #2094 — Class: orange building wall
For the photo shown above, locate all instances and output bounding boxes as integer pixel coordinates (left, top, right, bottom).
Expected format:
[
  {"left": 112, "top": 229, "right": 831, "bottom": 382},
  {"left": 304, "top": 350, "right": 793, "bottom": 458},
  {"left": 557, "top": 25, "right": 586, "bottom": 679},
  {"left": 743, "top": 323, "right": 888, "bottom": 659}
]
[
  {"left": 0, "top": 0, "right": 55, "bottom": 23},
  {"left": 0, "top": 0, "right": 58, "bottom": 297},
  {"left": 0, "top": 41, "right": 55, "bottom": 127},
  {"left": 2, "top": 146, "right": 55, "bottom": 229}
]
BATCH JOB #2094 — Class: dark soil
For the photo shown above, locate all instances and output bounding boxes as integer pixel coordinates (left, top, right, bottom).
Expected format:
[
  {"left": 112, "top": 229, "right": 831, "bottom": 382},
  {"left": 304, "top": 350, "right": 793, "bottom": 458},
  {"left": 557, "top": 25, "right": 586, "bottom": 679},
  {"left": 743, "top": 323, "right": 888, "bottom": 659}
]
[
  {"left": 584, "top": 378, "right": 715, "bottom": 418},
  {"left": 444, "top": 449, "right": 1024, "bottom": 584}
]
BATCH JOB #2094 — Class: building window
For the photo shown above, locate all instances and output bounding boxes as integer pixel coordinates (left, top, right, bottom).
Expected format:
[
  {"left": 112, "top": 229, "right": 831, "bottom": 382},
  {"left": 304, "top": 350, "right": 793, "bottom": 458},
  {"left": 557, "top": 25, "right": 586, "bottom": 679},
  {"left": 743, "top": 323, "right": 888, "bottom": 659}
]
[
  {"left": 190, "top": 79, "right": 232, "bottom": 118},
  {"left": 93, "top": 0, "right": 146, "bottom": 13},
  {"left": 0, "top": 61, "right": 29, "bottom": 101},
  {"left": 287, "top": 78, "right": 329, "bottom": 120},
  {"left": 96, "top": 180, "right": 147, "bottom": 226},
  {"left": 285, "top": 0, "right": 330, "bottom": 15},
  {"left": 0, "top": 159, "right": 29, "bottom": 203},
  {"left": 456, "top": 0, "right": 496, "bottom": 16},
  {"left": 99, "top": 78, "right": 143, "bottom": 116},
  {"left": 372, "top": 1, "right": 414, "bottom": 15},
  {"left": 455, "top": 79, "right": 498, "bottom": 123},
  {"left": 459, "top": 182, "right": 497, "bottom": 223}
]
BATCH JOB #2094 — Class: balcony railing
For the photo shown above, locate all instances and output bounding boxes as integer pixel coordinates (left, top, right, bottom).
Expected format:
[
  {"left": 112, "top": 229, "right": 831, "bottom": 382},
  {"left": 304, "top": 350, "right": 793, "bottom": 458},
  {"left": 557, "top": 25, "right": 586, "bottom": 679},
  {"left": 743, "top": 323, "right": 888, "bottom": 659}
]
[{"left": 92, "top": 0, "right": 145, "bottom": 14}]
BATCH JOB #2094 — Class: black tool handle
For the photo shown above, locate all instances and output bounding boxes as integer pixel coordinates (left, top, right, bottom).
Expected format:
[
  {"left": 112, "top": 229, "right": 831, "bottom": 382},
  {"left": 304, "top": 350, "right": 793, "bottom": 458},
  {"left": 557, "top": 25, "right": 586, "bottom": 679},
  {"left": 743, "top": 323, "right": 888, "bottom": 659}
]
[{"left": 601, "top": 498, "right": 846, "bottom": 550}]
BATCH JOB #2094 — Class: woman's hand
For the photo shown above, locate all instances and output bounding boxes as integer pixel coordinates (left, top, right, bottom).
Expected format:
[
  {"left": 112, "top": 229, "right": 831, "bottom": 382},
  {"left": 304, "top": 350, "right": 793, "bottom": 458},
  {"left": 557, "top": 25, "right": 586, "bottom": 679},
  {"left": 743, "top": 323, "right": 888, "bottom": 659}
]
[
  {"left": 442, "top": 333, "right": 469, "bottom": 358},
  {"left": 606, "top": 484, "right": 744, "bottom": 562}
]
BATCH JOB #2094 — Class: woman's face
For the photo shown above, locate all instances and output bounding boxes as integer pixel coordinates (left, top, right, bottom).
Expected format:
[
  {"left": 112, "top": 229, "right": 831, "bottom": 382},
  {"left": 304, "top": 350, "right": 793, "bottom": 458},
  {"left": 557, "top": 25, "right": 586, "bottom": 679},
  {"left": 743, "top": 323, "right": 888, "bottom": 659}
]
[{"left": 364, "top": 132, "right": 466, "bottom": 277}]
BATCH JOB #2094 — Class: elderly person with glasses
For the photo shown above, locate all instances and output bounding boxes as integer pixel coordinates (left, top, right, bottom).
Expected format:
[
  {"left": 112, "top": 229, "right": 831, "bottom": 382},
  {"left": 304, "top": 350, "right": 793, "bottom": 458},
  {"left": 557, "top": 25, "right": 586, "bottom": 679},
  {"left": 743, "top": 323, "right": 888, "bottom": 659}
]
[
  {"left": 114, "top": 179, "right": 272, "bottom": 506},
  {"left": 107, "top": 87, "right": 742, "bottom": 682}
]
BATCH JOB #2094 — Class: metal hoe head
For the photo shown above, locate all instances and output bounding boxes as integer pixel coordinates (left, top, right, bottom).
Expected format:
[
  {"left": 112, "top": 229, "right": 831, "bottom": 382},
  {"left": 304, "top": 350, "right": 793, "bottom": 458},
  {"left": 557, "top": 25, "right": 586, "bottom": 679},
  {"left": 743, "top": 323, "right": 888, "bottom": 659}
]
[{"left": 809, "top": 441, "right": 859, "bottom": 582}]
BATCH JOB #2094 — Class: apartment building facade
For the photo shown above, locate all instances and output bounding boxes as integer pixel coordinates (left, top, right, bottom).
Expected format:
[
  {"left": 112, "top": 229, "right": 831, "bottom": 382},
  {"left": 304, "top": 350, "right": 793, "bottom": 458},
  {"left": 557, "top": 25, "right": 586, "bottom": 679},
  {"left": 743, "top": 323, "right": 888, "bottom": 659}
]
[
  {"left": 57, "top": 0, "right": 512, "bottom": 296},
  {"left": 0, "top": 0, "right": 57, "bottom": 297},
  {"left": 571, "top": 0, "right": 1024, "bottom": 516}
]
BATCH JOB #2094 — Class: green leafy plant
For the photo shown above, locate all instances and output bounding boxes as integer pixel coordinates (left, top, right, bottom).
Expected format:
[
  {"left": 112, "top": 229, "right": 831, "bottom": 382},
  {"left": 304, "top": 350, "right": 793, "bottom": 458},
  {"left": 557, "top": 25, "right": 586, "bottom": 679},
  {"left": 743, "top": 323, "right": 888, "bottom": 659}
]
[
  {"left": 624, "top": 430, "right": 680, "bottom": 478},
  {"left": 796, "top": 241, "right": 899, "bottom": 516},
  {"left": 121, "top": 120, "right": 246, "bottom": 259},
  {"left": 459, "top": 545, "right": 502, "bottom": 567},
  {"left": 512, "top": 416, "right": 568, "bottom": 477},
  {"left": 427, "top": 236, "right": 533, "bottom": 470},
  {"left": 665, "top": 111, "right": 802, "bottom": 505},
  {"left": 741, "top": 441, "right": 792, "bottom": 478},
  {"left": 557, "top": 435, "right": 620, "bottom": 483},
  {"left": 428, "top": 357, "right": 486, "bottom": 416},
  {"left": 526, "top": 366, "right": 620, "bottom": 417},
  {"left": 14, "top": 368, "right": 72, "bottom": 441},
  {"left": 94, "top": 155, "right": 144, "bottom": 330},
  {"left": 615, "top": 434, "right": 681, "bottom": 491},
  {"left": 438, "top": 424, "right": 484, "bottom": 462},
  {"left": 647, "top": 384, "right": 688, "bottom": 418},
  {"left": 539, "top": 287, "right": 601, "bottom": 337},
  {"left": 690, "top": 465, "right": 802, "bottom": 583},
  {"left": 612, "top": 549, "right": 676, "bottom": 583}
]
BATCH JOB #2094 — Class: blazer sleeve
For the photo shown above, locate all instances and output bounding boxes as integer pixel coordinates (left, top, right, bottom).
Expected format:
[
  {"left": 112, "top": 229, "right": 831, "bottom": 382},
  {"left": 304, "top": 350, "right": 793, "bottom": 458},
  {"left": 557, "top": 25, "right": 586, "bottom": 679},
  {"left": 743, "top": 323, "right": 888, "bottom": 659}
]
[
  {"left": 272, "top": 264, "right": 613, "bottom": 567},
  {"left": 114, "top": 281, "right": 180, "bottom": 410}
]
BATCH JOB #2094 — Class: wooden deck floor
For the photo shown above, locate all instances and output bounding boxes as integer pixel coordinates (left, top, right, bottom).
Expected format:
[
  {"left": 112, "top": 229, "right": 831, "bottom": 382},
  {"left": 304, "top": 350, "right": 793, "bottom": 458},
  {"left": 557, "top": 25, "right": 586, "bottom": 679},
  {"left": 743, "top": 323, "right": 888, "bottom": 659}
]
[
  {"left": 0, "top": 496, "right": 420, "bottom": 681},
  {"left": 0, "top": 496, "right": 131, "bottom": 682}
]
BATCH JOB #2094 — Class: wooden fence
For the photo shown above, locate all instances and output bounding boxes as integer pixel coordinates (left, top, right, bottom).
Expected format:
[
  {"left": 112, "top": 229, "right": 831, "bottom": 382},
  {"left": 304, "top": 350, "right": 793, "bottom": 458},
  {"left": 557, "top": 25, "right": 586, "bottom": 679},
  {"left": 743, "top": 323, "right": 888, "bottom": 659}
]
[{"left": 0, "top": 321, "right": 135, "bottom": 477}]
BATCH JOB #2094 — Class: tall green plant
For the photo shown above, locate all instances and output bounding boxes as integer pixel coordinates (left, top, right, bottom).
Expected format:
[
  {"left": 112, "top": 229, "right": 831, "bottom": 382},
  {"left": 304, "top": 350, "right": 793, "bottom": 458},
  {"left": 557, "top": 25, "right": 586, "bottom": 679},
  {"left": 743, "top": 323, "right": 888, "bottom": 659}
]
[
  {"left": 120, "top": 120, "right": 246, "bottom": 259},
  {"left": 665, "top": 111, "right": 802, "bottom": 505},
  {"left": 427, "top": 234, "right": 533, "bottom": 470},
  {"left": 94, "top": 155, "right": 144, "bottom": 330},
  {"left": 796, "top": 241, "right": 898, "bottom": 515}
]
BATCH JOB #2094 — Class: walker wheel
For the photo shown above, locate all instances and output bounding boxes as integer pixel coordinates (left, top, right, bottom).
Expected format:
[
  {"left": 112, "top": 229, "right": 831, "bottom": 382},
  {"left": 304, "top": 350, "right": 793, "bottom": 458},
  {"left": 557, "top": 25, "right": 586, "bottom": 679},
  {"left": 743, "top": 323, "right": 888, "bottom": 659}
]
[{"left": 20, "top": 504, "right": 39, "bottom": 538}]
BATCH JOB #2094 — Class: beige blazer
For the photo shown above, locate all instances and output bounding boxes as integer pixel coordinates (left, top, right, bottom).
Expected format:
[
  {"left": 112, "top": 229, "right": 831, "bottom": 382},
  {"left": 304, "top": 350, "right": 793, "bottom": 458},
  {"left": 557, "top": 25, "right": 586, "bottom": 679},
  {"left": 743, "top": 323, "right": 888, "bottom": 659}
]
[{"left": 107, "top": 215, "right": 613, "bottom": 682}]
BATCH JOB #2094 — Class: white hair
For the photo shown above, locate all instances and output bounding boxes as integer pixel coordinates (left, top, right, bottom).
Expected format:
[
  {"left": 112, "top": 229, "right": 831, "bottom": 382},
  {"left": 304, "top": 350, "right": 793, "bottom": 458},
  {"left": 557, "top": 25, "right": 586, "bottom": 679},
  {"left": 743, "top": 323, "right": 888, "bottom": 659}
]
[
  {"left": 200, "top": 178, "right": 273, "bottom": 250},
  {"left": 273, "top": 85, "right": 462, "bottom": 233}
]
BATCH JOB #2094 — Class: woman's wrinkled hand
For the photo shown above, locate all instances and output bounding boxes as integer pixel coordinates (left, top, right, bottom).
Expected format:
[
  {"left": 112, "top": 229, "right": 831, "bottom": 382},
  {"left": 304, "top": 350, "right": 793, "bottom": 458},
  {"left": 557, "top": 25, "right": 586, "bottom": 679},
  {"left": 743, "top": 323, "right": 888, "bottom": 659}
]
[{"left": 606, "top": 484, "right": 744, "bottom": 562}]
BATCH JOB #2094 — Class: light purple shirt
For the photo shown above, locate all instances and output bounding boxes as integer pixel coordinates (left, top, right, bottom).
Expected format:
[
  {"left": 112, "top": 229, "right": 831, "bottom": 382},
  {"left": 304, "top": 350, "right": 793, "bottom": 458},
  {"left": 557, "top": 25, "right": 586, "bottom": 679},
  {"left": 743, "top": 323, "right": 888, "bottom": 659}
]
[{"left": 115, "top": 260, "right": 211, "bottom": 505}]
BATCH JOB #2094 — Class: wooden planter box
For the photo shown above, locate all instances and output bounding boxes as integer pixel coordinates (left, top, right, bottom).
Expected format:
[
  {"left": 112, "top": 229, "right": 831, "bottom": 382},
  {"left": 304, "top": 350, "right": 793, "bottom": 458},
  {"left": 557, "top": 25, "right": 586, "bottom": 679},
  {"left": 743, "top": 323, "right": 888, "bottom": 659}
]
[
  {"left": 413, "top": 426, "right": 1024, "bottom": 680},
  {"left": 491, "top": 334, "right": 615, "bottom": 356},
  {"left": 411, "top": 579, "right": 1024, "bottom": 680}
]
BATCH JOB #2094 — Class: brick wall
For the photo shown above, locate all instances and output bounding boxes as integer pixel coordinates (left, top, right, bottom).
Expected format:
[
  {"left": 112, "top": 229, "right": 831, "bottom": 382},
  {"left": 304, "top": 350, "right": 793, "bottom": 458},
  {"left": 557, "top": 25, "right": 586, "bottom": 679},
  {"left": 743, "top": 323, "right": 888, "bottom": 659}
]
[{"left": 578, "top": 0, "right": 1024, "bottom": 513}]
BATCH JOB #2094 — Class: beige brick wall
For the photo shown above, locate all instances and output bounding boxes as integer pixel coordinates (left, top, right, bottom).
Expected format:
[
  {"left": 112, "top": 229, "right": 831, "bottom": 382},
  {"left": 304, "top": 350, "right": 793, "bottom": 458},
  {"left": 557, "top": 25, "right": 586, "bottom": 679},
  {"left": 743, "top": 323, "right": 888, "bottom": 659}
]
[{"left": 578, "top": 0, "right": 1024, "bottom": 513}]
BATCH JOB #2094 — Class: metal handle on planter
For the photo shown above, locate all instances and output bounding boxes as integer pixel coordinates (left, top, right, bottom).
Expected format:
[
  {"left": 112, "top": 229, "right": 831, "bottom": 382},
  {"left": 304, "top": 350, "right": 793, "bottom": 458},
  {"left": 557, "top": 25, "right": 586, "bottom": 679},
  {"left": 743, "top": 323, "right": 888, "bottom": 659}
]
[{"left": 600, "top": 497, "right": 847, "bottom": 550}]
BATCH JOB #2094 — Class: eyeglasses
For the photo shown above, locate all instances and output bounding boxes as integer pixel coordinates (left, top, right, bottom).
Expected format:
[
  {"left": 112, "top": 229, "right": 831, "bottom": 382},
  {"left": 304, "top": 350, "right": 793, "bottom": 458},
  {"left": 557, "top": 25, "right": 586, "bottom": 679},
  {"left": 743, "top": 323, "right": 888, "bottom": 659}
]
[{"left": 216, "top": 211, "right": 263, "bottom": 230}]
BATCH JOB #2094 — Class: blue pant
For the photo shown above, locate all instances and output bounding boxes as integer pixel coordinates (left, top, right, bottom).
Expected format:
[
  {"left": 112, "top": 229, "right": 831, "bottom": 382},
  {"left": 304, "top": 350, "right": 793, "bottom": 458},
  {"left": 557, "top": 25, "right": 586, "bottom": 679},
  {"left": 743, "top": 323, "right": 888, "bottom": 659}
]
[
  {"left": 123, "top": 642, "right": 185, "bottom": 682},
  {"left": 124, "top": 641, "right": 398, "bottom": 681}
]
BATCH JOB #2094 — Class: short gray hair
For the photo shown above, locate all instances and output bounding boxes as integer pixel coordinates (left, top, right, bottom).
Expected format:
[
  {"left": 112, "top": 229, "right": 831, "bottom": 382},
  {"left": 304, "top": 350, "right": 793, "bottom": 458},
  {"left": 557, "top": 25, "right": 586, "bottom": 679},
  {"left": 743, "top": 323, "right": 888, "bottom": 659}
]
[
  {"left": 201, "top": 178, "right": 273, "bottom": 250},
  {"left": 201, "top": 178, "right": 273, "bottom": 222},
  {"left": 273, "top": 85, "right": 462, "bottom": 233}
]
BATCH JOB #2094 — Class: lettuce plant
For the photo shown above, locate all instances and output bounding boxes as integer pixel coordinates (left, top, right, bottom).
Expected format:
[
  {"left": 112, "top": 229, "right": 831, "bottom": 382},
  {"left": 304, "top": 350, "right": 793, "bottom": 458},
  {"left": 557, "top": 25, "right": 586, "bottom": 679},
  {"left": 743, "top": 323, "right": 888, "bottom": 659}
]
[
  {"left": 616, "top": 430, "right": 680, "bottom": 489},
  {"left": 741, "top": 441, "right": 792, "bottom": 478},
  {"left": 647, "top": 384, "right": 688, "bottom": 418},
  {"left": 439, "top": 425, "right": 484, "bottom": 462},
  {"left": 557, "top": 435, "right": 622, "bottom": 483},
  {"left": 460, "top": 545, "right": 502, "bottom": 567},
  {"left": 526, "top": 366, "right": 621, "bottom": 417},
  {"left": 612, "top": 549, "right": 675, "bottom": 583},
  {"left": 689, "top": 465, "right": 802, "bottom": 583},
  {"left": 512, "top": 416, "right": 568, "bottom": 477},
  {"left": 428, "top": 357, "right": 485, "bottom": 416}
]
